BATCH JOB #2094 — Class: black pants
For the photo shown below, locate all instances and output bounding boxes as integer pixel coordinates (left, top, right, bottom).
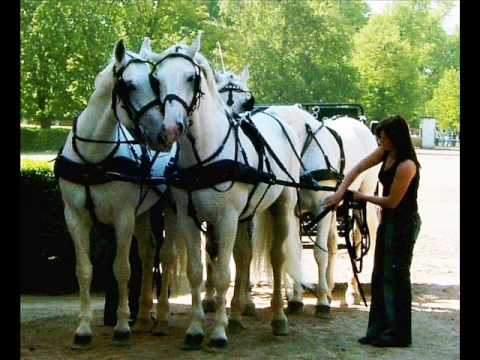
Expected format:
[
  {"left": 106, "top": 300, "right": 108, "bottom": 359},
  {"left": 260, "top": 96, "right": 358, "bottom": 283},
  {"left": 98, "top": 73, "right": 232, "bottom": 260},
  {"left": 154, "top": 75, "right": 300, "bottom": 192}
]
[{"left": 366, "top": 212, "right": 421, "bottom": 344}]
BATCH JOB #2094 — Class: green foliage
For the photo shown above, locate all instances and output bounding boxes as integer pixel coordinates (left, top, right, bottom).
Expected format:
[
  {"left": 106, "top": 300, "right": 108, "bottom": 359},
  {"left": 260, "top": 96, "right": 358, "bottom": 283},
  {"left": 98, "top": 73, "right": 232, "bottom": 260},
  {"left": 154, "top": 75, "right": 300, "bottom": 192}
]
[
  {"left": 21, "top": 159, "right": 74, "bottom": 293},
  {"left": 426, "top": 68, "right": 459, "bottom": 130},
  {"left": 20, "top": 159, "right": 116, "bottom": 293},
  {"left": 21, "top": 0, "right": 459, "bottom": 130},
  {"left": 218, "top": 0, "right": 367, "bottom": 104},
  {"left": 352, "top": 15, "right": 419, "bottom": 121},
  {"left": 350, "top": 0, "right": 459, "bottom": 124},
  {"left": 21, "top": 126, "right": 70, "bottom": 152}
]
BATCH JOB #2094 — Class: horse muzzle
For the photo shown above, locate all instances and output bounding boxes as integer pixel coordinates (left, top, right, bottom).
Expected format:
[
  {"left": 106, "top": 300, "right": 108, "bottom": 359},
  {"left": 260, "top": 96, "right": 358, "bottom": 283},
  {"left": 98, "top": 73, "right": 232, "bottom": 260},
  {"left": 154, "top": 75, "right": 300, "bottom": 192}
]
[{"left": 157, "top": 122, "right": 184, "bottom": 149}]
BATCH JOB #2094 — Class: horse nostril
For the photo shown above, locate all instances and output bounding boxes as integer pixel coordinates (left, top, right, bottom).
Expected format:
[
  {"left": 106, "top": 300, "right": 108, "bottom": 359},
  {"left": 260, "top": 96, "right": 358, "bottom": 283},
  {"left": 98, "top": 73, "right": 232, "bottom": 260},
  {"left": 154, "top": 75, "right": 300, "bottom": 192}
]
[
  {"left": 157, "top": 132, "right": 164, "bottom": 143},
  {"left": 177, "top": 122, "right": 184, "bottom": 134}
]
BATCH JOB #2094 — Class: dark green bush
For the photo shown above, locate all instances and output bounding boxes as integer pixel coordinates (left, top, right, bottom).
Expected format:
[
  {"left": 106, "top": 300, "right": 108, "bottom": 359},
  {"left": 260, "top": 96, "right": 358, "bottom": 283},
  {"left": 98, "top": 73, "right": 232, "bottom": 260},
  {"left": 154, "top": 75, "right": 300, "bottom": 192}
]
[
  {"left": 20, "top": 126, "right": 70, "bottom": 153},
  {"left": 20, "top": 159, "right": 117, "bottom": 294}
]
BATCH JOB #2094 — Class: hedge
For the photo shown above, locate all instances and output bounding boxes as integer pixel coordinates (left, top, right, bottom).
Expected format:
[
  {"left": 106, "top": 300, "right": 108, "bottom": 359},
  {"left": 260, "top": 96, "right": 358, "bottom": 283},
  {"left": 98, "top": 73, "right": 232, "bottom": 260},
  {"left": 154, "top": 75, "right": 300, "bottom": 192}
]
[
  {"left": 21, "top": 126, "right": 70, "bottom": 153},
  {"left": 20, "top": 159, "right": 121, "bottom": 294}
]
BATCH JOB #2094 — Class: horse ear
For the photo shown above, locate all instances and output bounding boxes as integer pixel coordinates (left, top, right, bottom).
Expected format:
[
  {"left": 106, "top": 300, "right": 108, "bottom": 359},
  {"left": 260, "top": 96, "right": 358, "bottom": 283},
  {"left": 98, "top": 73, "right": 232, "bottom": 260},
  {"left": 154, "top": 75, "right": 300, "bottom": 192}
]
[
  {"left": 114, "top": 39, "right": 127, "bottom": 66},
  {"left": 188, "top": 31, "right": 202, "bottom": 58},
  {"left": 240, "top": 65, "right": 250, "bottom": 84},
  {"left": 139, "top": 37, "right": 152, "bottom": 58},
  {"left": 214, "top": 70, "right": 223, "bottom": 84}
]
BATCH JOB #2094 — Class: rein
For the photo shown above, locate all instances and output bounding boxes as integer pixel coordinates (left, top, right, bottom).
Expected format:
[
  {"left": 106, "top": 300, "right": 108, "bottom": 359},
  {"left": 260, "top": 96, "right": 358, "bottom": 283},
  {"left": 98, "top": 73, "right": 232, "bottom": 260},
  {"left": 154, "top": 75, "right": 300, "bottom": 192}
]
[
  {"left": 336, "top": 191, "right": 371, "bottom": 307},
  {"left": 59, "top": 55, "right": 166, "bottom": 225},
  {"left": 151, "top": 52, "right": 205, "bottom": 120},
  {"left": 218, "top": 83, "right": 253, "bottom": 108}
]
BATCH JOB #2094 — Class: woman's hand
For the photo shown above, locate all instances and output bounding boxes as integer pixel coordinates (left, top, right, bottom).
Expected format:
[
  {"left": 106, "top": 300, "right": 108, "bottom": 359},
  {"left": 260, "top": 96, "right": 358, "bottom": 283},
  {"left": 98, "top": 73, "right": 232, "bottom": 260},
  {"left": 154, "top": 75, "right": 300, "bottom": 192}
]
[{"left": 323, "top": 191, "right": 345, "bottom": 209}]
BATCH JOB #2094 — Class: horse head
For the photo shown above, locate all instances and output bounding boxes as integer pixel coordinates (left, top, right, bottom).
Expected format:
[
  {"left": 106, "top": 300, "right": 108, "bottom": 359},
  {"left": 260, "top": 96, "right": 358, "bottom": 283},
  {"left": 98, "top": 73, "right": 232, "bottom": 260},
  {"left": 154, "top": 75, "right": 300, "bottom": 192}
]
[
  {"left": 103, "top": 39, "right": 164, "bottom": 150},
  {"left": 215, "top": 65, "right": 255, "bottom": 114},
  {"left": 143, "top": 31, "right": 222, "bottom": 150}
]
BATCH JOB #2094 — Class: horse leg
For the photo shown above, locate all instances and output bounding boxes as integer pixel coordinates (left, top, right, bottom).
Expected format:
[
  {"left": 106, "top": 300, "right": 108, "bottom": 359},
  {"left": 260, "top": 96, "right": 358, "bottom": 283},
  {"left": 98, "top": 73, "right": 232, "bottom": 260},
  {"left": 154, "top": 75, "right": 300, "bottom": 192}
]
[
  {"left": 326, "top": 212, "right": 337, "bottom": 298},
  {"left": 269, "top": 206, "right": 294, "bottom": 336},
  {"left": 208, "top": 213, "right": 238, "bottom": 348},
  {"left": 229, "top": 221, "right": 251, "bottom": 333},
  {"left": 242, "top": 221, "right": 256, "bottom": 317},
  {"left": 313, "top": 211, "right": 333, "bottom": 315},
  {"left": 111, "top": 211, "right": 135, "bottom": 346},
  {"left": 65, "top": 206, "right": 94, "bottom": 349},
  {"left": 202, "top": 223, "right": 217, "bottom": 313},
  {"left": 285, "top": 222, "right": 304, "bottom": 314},
  {"left": 153, "top": 208, "right": 177, "bottom": 336},
  {"left": 182, "top": 218, "right": 205, "bottom": 350},
  {"left": 131, "top": 211, "right": 155, "bottom": 333}
]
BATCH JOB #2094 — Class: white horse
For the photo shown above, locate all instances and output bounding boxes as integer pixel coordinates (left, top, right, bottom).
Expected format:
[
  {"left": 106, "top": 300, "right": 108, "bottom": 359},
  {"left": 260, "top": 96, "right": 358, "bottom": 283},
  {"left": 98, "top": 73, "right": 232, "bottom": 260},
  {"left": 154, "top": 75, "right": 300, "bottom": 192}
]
[
  {"left": 216, "top": 69, "right": 379, "bottom": 313},
  {"left": 56, "top": 39, "right": 179, "bottom": 348},
  {"left": 143, "top": 33, "right": 306, "bottom": 349},
  {"left": 215, "top": 65, "right": 254, "bottom": 114}
]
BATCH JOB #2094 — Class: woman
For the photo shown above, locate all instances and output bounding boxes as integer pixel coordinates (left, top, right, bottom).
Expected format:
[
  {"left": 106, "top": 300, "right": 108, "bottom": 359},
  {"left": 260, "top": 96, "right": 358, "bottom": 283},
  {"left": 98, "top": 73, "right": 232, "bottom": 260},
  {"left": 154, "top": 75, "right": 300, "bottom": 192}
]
[{"left": 324, "top": 115, "right": 421, "bottom": 347}]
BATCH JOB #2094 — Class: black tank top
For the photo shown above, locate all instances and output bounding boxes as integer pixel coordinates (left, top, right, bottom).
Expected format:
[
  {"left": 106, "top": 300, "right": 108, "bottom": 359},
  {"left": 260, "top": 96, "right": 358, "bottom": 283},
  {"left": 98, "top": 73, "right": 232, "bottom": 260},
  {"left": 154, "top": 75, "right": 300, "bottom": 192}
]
[{"left": 378, "top": 152, "right": 419, "bottom": 217}]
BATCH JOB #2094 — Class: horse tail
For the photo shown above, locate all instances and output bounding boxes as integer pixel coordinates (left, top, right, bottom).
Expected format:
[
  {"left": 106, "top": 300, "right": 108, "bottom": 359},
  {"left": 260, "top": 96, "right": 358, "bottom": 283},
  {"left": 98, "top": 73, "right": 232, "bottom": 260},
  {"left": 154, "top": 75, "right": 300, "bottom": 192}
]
[
  {"left": 282, "top": 213, "right": 305, "bottom": 286},
  {"left": 169, "top": 235, "right": 190, "bottom": 297},
  {"left": 162, "top": 209, "right": 189, "bottom": 297},
  {"left": 250, "top": 211, "right": 273, "bottom": 285},
  {"left": 250, "top": 210, "right": 306, "bottom": 288}
]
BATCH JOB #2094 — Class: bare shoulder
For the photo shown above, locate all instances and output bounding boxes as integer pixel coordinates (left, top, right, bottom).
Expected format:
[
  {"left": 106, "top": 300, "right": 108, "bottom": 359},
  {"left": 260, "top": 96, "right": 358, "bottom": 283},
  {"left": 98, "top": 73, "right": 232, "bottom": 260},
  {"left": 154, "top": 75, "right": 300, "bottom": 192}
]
[{"left": 396, "top": 159, "right": 417, "bottom": 178}]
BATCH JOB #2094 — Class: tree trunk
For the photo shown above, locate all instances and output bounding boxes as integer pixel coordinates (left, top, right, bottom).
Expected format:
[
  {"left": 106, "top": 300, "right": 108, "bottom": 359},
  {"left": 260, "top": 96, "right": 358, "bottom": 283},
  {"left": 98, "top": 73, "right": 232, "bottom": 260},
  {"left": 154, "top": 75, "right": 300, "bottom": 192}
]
[{"left": 39, "top": 116, "right": 52, "bottom": 129}]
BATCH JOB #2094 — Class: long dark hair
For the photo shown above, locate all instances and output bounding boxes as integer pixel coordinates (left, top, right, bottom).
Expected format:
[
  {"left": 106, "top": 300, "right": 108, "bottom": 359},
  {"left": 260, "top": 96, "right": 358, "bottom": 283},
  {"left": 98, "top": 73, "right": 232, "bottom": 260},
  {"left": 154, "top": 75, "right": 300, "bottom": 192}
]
[{"left": 375, "top": 115, "right": 421, "bottom": 168}]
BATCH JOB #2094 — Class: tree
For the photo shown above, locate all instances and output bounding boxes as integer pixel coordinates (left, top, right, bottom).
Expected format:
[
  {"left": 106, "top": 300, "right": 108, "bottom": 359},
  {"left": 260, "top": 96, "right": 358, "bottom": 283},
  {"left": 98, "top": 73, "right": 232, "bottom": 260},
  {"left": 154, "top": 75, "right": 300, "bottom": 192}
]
[
  {"left": 217, "top": 0, "right": 368, "bottom": 104},
  {"left": 426, "top": 68, "right": 459, "bottom": 130},
  {"left": 21, "top": 0, "right": 219, "bottom": 127},
  {"left": 21, "top": 0, "right": 124, "bottom": 127},
  {"left": 387, "top": 0, "right": 459, "bottom": 119},
  {"left": 351, "top": 15, "right": 419, "bottom": 121}
]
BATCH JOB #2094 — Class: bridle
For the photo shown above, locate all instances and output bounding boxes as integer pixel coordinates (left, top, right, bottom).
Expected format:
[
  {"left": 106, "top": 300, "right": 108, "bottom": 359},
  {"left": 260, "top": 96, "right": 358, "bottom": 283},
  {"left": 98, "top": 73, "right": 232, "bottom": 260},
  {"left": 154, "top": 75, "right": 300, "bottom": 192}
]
[
  {"left": 218, "top": 82, "right": 254, "bottom": 110},
  {"left": 72, "top": 54, "right": 162, "bottom": 172},
  {"left": 111, "top": 55, "right": 163, "bottom": 142},
  {"left": 149, "top": 52, "right": 204, "bottom": 130}
]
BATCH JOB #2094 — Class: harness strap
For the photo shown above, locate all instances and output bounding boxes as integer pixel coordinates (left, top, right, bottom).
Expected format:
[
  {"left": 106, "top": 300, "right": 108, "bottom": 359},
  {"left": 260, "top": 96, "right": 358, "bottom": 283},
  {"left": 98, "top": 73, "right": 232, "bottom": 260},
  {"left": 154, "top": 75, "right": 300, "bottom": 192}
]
[
  {"left": 336, "top": 191, "right": 370, "bottom": 307},
  {"left": 187, "top": 190, "right": 207, "bottom": 232},
  {"left": 72, "top": 116, "right": 121, "bottom": 166}
]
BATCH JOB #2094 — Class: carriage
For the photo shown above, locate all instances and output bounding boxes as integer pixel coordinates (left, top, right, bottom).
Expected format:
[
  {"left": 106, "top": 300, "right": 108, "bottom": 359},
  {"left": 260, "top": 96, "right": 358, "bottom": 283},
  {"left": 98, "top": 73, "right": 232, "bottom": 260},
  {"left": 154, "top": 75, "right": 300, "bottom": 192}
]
[{"left": 255, "top": 102, "right": 366, "bottom": 122}]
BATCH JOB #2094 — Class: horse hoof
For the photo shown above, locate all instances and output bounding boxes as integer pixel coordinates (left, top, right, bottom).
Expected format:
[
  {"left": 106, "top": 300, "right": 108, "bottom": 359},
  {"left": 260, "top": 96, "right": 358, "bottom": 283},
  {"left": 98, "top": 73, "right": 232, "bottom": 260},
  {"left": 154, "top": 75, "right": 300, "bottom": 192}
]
[
  {"left": 345, "top": 292, "right": 356, "bottom": 306},
  {"left": 287, "top": 301, "right": 304, "bottom": 315},
  {"left": 112, "top": 331, "right": 130, "bottom": 347},
  {"left": 271, "top": 319, "right": 289, "bottom": 336},
  {"left": 315, "top": 305, "right": 331, "bottom": 316},
  {"left": 242, "top": 302, "right": 256, "bottom": 316},
  {"left": 132, "top": 318, "right": 154, "bottom": 333},
  {"left": 228, "top": 319, "right": 246, "bottom": 334},
  {"left": 182, "top": 334, "right": 204, "bottom": 351},
  {"left": 202, "top": 299, "right": 216, "bottom": 313},
  {"left": 153, "top": 321, "right": 169, "bottom": 336},
  {"left": 208, "top": 337, "right": 228, "bottom": 349},
  {"left": 71, "top": 334, "right": 92, "bottom": 350}
]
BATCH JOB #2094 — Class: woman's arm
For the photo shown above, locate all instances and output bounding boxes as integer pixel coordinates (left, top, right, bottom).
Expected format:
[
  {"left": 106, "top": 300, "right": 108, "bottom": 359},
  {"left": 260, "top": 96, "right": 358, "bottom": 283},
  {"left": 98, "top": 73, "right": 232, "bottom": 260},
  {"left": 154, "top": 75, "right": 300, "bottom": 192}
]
[
  {"left": 323, "top": 146, "right": 385, "bottom": 208},
  {"left": 353, "top": 159, "right": 417, "bottom": 208}
]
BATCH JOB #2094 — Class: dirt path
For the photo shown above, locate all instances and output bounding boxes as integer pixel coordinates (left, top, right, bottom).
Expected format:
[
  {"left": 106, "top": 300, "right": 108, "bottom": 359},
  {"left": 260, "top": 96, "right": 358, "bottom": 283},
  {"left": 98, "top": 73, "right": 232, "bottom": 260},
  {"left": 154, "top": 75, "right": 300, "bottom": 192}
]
[{"left": 20, "top": 149, "right": 460, "bottom": 359}]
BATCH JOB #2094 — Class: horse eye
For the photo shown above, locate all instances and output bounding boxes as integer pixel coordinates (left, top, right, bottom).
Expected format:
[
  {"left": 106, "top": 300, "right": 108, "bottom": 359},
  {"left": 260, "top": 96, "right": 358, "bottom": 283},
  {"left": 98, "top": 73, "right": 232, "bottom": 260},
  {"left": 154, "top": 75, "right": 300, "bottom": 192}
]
[
  {"left": 125, "top": 81, "right": 136, "bottom": 91},
  {"left": 187, "top": 75, "right": 194, "bottom": 82}
]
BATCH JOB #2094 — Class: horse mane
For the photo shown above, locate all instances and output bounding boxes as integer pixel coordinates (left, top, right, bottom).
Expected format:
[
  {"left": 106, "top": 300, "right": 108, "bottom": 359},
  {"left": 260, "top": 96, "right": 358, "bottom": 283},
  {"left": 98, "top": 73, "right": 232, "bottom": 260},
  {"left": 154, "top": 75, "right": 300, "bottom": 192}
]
[{"left": 193, "top": 52, "right": 225, "bottom": 108}]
